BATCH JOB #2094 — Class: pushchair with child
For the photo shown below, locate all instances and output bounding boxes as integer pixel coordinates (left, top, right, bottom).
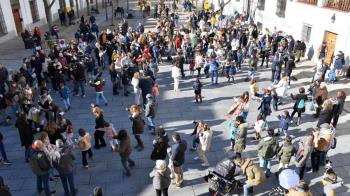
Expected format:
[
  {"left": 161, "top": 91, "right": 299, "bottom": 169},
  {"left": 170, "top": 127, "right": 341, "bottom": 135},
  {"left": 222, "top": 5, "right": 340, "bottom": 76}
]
[
  {"left": 205, "top": 158, "right": 244, "bottom": 196},
  {"left": 268, "top": 169, "right": 300, "bottom": 196}
]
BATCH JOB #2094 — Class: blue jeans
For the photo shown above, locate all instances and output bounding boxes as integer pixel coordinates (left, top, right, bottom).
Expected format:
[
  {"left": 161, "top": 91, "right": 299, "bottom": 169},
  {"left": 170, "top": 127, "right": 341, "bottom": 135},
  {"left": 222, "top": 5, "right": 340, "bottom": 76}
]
[
  {"left": 62, "top": 98, "right": 70, "bottom": 110},
  {"left": 259, "top": 157, "right": 271, "bottom": 173},
  {"left": 95, "top": 92, "right": 108, "bottom": 105},
  {"left": 37, "top": 173, "right": 50, "bottom": 196},
  {"left": 146, "top": 116, "right": 155, "bottom": 131},
  {"left": 192, "top": 136, "right": 199, "bottom": 148},
  {"left": 211, "top": 70, "right": 218, "bottom": 84},
  {"left": 0, "top": 142, "right": 8, "bottom": 161},
  {"left": 121, "top": 156, "right": 135, "bottom": 174},
  {"left": 248, "top": 70, "right": 256, "bottom": 80},
  {"left": 243, "top": 183, "right": 254, "bottom": 196},
  {"left": 59, "top": 172, "right": 76, "bottom": 196},
  {"left": 75, "top": 80, "right": 85, "bottom": 95}
]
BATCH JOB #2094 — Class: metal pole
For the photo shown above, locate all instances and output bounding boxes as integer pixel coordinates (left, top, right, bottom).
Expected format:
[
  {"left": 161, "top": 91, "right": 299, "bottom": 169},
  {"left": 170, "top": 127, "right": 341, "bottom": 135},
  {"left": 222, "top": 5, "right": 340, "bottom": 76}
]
[
  {"left": 105, "top": 0, "right": 108, "bottom": 20},
  {"left": 111, "top": 0, "right": 115, "bottom": 26}
]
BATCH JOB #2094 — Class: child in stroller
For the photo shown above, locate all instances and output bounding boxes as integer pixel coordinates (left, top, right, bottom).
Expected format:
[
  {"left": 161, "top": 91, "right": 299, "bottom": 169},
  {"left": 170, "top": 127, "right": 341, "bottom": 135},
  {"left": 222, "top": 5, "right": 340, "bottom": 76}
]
[{"left": 205, "top": 158, "right": 244, "bottom": 195}]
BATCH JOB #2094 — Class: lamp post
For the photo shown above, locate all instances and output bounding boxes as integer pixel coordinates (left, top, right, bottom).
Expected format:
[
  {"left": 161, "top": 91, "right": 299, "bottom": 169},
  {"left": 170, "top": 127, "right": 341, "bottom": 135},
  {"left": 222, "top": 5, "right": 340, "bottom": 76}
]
[
  {"left": 111, "top": 0, "right": 115, "bottom": 26},
  {"left": 104, "top": 0, "right": 108, "bottom": 20}
]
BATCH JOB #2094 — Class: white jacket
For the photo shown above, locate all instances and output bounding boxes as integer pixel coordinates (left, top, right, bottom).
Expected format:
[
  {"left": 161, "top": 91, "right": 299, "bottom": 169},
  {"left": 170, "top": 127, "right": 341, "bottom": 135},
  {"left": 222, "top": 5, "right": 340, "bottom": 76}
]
[{"left": 199, "top": 130, "right": 213, "bottom": 152}]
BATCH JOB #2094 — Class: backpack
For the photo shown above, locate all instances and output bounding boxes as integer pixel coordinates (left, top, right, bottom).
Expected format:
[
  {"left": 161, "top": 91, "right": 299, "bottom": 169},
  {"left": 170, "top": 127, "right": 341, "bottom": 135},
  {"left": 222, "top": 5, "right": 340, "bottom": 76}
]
[{"left": 297, "top": 99, "right": 305, "bottom": 109}]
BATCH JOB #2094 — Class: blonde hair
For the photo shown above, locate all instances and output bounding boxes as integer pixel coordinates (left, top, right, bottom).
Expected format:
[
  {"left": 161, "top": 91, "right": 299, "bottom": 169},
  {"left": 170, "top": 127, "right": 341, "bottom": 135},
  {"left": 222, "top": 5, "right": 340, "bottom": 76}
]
[
  {"left": 323, "top": 99, "right": 333, "bottom": 110},
  {"left": 129, "top": 104, "right": 141, "bottom": 115},
  {"left": 92, "top": 107, "right": 104, "bottom": 117}
]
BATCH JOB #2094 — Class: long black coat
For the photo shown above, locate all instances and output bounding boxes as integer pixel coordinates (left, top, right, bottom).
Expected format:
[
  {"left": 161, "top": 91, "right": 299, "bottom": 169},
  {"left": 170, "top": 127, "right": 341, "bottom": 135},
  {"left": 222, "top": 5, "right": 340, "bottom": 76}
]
[{"left": 15, "top": 117, "right": 34, "bottom": 148}]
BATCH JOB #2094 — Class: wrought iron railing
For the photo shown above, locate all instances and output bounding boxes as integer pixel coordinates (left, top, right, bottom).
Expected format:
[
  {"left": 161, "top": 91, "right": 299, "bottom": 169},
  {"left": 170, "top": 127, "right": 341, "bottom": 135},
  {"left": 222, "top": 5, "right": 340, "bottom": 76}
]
[{"left": 324, "top": 0, "right": 350, "bottom": 12}]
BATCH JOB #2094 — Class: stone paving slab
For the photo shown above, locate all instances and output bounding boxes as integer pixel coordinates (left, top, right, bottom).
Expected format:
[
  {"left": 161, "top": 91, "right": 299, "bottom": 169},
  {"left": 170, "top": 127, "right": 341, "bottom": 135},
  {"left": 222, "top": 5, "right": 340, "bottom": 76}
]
[{"left": 0, "top": 1, "right": 350, "bottom": 196}]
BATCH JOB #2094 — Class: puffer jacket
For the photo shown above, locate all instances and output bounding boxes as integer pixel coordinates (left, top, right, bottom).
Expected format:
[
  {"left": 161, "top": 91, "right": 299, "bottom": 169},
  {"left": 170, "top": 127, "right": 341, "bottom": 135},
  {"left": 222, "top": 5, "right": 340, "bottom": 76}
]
[
  {"left": 152, "top": 167, "right": 171, "bottom": 190},
  {"left": 241, "top": 159, "right": 265, "bottom": 186},
  {"left": 28, "top": 147, "right": 51, "bottom": 176},
  {"left": 56, "top": 146, "right": 75, "bottom": 175},
  {"left": 78, "top": 133, "right": 92, "bottom": 151}
]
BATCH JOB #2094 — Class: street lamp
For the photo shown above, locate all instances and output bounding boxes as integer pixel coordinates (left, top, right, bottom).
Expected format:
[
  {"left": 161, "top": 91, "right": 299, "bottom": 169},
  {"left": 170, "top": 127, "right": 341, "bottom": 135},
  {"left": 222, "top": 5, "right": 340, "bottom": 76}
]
[{"left": 111, "top": 0, "right": 115, "bottom": 26}]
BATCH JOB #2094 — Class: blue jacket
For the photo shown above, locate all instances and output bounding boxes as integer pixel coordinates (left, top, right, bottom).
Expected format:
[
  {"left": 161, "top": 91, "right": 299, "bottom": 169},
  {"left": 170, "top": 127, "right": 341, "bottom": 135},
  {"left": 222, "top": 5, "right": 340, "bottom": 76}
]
[
  {"left": 209, "top": 60, "right": 219, "bottom": 72},
  {"left": 59, "top": 86, "right": 70, "bottom": 99},
  {"left": 279, "top": 116, "right": 291, "bottom": 131}
]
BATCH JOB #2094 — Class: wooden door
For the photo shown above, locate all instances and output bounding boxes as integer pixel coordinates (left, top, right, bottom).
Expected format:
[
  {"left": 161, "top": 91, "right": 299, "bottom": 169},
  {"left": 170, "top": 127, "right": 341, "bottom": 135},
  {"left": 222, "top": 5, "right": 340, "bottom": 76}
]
[
  {"left": 323, "top": 31, "right": 337, "bottom": 65},
  {"left": 12, "top": 8, "right": 22, "bottom": 33}
]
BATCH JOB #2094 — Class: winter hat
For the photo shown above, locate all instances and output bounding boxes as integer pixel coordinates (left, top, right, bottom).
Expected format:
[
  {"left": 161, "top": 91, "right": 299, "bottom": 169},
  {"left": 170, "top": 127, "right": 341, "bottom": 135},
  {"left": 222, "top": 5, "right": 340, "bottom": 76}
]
[{"left": 155, "top": 160, "right": 167, "bottom": 172}]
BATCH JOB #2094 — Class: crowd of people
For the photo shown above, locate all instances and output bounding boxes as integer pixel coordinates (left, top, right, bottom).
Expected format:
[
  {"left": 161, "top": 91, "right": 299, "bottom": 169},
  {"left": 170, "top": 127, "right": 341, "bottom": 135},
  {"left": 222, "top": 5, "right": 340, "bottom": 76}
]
[{"left": 0, "top": 1, "right": 349, "bottom": 196}]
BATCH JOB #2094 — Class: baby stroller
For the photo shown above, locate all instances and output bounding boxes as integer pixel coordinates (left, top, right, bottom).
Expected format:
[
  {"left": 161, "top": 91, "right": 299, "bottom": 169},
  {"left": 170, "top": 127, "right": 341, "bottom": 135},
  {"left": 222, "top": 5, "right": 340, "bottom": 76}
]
[
  {"left": 268, "top": 169, "right": 300, "bottom": 196},
  {"left": 205, "top": 159, "right": 244, "bottom": 196}
]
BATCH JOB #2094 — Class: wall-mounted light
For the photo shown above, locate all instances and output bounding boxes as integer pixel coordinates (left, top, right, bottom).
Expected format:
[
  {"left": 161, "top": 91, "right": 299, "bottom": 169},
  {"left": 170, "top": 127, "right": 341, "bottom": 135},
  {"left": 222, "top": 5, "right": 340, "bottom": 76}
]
[{"left": 331, "top": 13, "right": 336, "bottom": 23}]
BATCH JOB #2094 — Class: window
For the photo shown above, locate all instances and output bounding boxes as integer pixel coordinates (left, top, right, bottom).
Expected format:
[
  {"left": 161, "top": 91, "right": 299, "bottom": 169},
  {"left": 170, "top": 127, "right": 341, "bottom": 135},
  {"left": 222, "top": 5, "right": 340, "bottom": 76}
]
[
  {"left": 258, "top": 0, "right": 265, "bottom": 10},
  {"left": 301, "top": 24, "right": 312, "bottom": 42},
  {"left": 29, "top": 0, "right": 40, "bottom": 22},
  {"left": 276, "top": 0, "right": 287, "bottom": 17},
  {"left": 0, "top": 5, "right": 7, "bottom": 36}
]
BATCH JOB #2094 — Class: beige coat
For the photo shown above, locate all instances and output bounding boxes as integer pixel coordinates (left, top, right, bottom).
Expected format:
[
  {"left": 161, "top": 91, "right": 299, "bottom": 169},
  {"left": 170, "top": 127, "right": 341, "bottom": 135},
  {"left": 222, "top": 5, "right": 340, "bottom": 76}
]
[
  {"left": 199, "top": 129, "right": 212, "bottom": 152},
  {"left": 78, "top": 133, "right": 92, "bottom": 151}
]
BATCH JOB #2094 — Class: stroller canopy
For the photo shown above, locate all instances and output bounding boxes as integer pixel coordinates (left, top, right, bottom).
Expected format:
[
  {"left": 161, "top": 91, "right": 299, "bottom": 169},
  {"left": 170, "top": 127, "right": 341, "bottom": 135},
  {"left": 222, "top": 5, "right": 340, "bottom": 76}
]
[{"left": 279, "top": 169, "right": 300, "bottom": 189}]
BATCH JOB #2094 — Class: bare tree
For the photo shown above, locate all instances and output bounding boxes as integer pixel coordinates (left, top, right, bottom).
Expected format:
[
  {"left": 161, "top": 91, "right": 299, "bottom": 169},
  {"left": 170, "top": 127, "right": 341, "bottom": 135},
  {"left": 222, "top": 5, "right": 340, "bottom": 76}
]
[
  {"left": 43, "top": 0, "right": 57, "bottom": 29},
  {"left": 75, "top": 0, "right": 80, "bottom": 18},
  {"left": 217, "top": 0, "right": 231, "bottom": 15}
]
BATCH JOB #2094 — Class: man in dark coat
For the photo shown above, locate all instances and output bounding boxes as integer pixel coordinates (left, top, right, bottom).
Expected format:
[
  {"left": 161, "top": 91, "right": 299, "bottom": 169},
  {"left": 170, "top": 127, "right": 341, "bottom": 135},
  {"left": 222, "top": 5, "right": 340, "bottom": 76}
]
[
  {"left": 170, "top": 132, "right": 187, "bottom": 187},
  {"left": 15, "top": 112, "right": 34, "bottom": 162}
]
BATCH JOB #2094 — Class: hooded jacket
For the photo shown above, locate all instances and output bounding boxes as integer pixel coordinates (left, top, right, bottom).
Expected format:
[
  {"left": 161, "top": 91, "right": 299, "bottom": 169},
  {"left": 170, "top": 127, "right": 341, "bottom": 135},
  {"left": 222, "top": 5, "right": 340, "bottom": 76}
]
[
  {"left": 241, "top": 159, "right": 265, "bottom": 186},
  {"left": 234, "top": 122, "right": 248, "bottom": 153},
  {"left": 56, "top": 146, "right": 75, "bottom": 175},
  {"left": 257, "top": 136, "right": 278, "bottom": 160},
  {"left": 28, "top": 147, "right": 51, "bottom": 176}
]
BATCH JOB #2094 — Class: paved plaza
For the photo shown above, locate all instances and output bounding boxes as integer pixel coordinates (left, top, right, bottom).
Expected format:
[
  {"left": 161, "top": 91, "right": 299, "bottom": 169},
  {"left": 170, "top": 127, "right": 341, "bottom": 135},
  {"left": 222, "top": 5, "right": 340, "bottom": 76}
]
[{"left": 1, "top": 2, "right": 350, "bottom": 196}]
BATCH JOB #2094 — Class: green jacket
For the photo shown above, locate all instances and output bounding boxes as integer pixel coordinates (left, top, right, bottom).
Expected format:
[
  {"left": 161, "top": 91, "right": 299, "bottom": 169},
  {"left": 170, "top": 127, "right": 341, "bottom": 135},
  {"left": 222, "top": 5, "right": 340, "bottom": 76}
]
[
  {"left": 278, "top": 143, "right": 297, "bottom": 164},
  {"left": 234, "top": 123, "right": 248, "bottom": 153},
  {"left": 257, "top": 137, "right": 278, "bottom": 160}
]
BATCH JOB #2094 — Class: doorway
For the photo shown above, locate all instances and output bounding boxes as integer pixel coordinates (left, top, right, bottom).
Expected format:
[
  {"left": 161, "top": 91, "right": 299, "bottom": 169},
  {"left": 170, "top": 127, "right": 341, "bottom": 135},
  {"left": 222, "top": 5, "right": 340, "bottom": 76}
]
[
  {"left": 323, "top": 31, "right": 337, "bottom": 65},
  {"left": 12, "top": 8, "right": 22, "bottom": 33}
]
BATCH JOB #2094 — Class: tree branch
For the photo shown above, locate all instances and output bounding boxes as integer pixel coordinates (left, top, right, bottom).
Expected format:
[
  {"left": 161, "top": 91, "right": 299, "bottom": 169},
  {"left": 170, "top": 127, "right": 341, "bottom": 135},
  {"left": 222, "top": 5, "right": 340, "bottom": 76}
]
[
  {"left": 48, "top": 0, "right": 56, "bottom": 8},
  {"left": 222, "top": 0, "right": 231, "bottom": 7}
]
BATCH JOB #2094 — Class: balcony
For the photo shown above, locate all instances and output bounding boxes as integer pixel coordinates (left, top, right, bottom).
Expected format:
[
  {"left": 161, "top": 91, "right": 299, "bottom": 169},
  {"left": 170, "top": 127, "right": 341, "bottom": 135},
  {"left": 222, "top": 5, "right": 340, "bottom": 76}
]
[
  {"left": 324, "top": 0, "right": 350, "bottom": 12},
  {"left": 298, "top": 0, "right": 318, "bottom": 5}
]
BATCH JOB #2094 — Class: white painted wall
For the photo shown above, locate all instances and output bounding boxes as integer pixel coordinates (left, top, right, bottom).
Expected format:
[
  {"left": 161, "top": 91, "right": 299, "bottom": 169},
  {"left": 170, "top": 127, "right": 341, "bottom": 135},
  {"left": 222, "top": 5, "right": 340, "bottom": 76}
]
[
  {"left": 0, "top": 0, "right": 88, "bottom": 41},
  {"left": 212, "top": 0, "right": 350, "bottom": 64}
]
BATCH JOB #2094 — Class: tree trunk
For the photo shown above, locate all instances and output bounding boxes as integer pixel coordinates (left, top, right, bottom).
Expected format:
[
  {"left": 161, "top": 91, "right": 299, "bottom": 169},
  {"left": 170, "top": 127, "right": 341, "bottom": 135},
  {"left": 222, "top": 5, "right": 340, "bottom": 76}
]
[
  {"left": 86, "top": 0, "right": 91, "bottom": 15},
  {"left": 43, "top": 0, "right": 56, "bottom": 29},
  {"left": 96, "top": 0, "right": 99, "bottom": 11},
  {"left": 75, "top": 0, "right": 80, "bottom": 18}
]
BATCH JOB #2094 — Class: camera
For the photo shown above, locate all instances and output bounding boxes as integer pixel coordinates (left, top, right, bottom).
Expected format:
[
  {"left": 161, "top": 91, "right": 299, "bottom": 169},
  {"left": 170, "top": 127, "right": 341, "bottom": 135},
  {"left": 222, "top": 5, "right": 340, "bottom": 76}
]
[
  {"left": 192, "top": 120, "right": 197, "bottom": 124},
  {"left": 125, "top": 107, "right": 130, "bottom": 112}
]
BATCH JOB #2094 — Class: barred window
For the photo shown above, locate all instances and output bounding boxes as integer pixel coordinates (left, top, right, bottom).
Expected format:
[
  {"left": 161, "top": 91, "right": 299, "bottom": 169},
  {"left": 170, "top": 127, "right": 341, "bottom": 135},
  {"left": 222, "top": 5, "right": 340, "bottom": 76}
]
[
  {"left": 301, "top": 24, "right": 312, "bottom": 42},
  {"left": 0, "top": 4, "right": 7, "bottom": 36},
  {"left": 30, "top": 0, "right": 40, "bottom": 22},
  {"left": 276, "top": 0, "right": 287, "bottom": 18},
  {"left": 258, "top": 0, "right": 265, "bottom": 10}
]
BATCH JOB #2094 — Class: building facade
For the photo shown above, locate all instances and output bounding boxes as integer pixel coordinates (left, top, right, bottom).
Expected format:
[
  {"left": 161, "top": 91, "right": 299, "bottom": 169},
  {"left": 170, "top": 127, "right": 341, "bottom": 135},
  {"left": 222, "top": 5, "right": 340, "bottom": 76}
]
[
  {"left": 0, "top": 0, "right": 92, "bottom": 44},
  {"left": 212, "top": 0, "right": 350, "bottom": 64}
]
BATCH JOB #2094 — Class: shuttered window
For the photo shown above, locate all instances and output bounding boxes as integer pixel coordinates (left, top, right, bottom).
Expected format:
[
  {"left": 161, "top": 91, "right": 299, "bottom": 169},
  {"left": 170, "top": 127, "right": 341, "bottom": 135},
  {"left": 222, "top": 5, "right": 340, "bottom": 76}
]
[
  {"left": 301, "top": 24, "right": 312, "bottom": 42},
  {"left": 276, "top": 0, "right": 287, "bottom": 17},
  {"left": 30, "top": 0, "right": 40, "bottom": 22}
]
